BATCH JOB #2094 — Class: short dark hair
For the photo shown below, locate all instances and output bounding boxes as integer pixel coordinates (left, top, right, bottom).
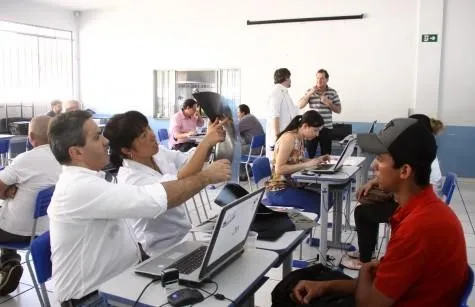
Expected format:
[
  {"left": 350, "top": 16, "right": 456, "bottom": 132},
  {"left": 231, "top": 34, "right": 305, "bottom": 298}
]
[
  {"left": 50, "top": 100, "right": 61, "bottom": 107},
  {"left": 103, "top": 111, "right": 149, "bottom": 168},
  {"left": 317, "top": 69, "right": 329, "bottom": 79},
  {"left": 274, "top": 68, "right": 291, "bottom": 84},
  {"left": 182, "top": 99, "right": 197, "bottom": 110},
  {"left": 238, "top": 104, "right": 250, "bottom": 115},
  {"left": 48, "top": 110, "right": 92, "bottom": 164}
]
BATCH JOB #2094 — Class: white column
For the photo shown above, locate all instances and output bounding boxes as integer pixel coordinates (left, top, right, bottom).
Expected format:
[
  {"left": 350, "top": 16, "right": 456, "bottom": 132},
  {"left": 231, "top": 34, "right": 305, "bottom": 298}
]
[{"left": 413, "top": 0, "right": 445, "bottom": 117}]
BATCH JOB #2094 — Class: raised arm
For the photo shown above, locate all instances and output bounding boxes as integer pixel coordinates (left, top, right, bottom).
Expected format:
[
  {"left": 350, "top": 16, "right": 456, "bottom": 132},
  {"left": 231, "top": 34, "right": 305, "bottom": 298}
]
[{"left": 298, "top": 88, "right": 316, "bottom": 109}]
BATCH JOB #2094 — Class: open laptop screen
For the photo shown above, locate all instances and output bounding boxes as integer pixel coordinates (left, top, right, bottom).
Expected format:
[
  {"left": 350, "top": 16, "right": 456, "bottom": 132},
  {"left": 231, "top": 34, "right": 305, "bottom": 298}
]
[{"left": 200, "top": 188, "right": 263, "bottom": 278}]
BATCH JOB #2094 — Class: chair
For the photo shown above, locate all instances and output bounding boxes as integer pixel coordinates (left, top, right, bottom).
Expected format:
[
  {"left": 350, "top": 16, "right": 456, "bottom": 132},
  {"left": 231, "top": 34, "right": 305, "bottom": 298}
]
[
  {"left": 460, "top": 266, "right": 474, "bottom": 307},
  {"left": 442, "top": 172, "right": 457, "bottom": 205},
  {"left": 30, "top": 231, "right": 52, "bottom": 307},
  {"left": 0, "top": 185, "right": 55, "bottom": 307},
  {"left": 157, "top": 128, "right": 169, "bottom": 148},
  {"left": 0, "top": 139, "right": 10, "bottom": 166},
  {"left": 250, "top": 156, "right": 272, "bottom": 206},
  {"left": 240, "top": 134, "right": 265, "bottom": 190}
]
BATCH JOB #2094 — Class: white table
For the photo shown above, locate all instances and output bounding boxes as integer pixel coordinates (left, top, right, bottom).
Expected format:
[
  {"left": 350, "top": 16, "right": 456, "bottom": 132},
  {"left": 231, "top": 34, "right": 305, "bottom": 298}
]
[
  {"left": 291, "top": 157, "right": 365, "bottom": 263},
  {"left": 256, "top": 230, "right": 307, "bottom": 278},
  {"left": 99, "top": 248, "right": 278, "bottom": 307}
]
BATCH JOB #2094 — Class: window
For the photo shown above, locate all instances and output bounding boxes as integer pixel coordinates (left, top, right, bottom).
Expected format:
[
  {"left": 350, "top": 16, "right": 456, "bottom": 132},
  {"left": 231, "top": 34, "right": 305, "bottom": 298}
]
[
  {"left": 153, "top": 69, "right": 241, "bottom": 118},
  {"left": 0, "top": 20, "right": 73, "bottom": 105}
]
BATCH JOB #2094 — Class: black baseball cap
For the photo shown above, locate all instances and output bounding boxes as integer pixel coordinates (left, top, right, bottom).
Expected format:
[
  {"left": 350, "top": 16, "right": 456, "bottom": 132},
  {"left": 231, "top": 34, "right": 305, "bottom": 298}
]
[{"left": 357, "top": 118, "right": 437, "bottom": 167}]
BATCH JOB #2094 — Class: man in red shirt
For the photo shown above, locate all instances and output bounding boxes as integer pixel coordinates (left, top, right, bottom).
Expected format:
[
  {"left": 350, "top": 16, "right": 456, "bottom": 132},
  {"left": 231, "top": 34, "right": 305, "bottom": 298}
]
[{"left": 273, "top": 118, "right": 468, "bottom": 307}]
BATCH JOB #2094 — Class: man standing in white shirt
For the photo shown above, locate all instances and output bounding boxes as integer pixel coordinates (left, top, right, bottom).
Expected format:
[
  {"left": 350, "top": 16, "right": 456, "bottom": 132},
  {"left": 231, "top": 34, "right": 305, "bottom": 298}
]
[
  {"left": 47, "top": 110, "right": 230, "bottom": 306},
  {"left": 265, "top": 68, "right": 299, "bottom": 158},
  {"left": 0, "top": 116, "right": 61, "bottom": 295}
]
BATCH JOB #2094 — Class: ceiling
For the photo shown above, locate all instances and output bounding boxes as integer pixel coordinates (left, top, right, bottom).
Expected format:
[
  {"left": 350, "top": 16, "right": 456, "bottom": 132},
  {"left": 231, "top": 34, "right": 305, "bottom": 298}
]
[{"left": 29, "top": 0, "right": 122, "bottom": 11}]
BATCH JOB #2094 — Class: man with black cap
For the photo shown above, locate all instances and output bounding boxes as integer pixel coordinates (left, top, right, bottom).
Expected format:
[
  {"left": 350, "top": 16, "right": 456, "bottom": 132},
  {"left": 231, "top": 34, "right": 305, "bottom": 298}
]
[{"left": 271, "top": 118, "right": 468, "bottom": 307}]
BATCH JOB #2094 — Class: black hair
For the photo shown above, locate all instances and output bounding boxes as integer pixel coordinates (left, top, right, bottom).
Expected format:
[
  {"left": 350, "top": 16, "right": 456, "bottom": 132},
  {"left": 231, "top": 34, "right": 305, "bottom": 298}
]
[
  {"left": 277, "top": 110, "right": 324, "bottom": 140},
  {"left": 48, "top": 110, "right": 92, "bottom": 164},
  {"left": 317, "top": 69, "right": 329, "bottom": 79},
  {"left": 409, "top": 114, "right": 433, "bottom": 134},
  {"left": 389, "top": 123, "right": 436, "bottom": 186},
  {"left": 103, "top": 111, "right": 149, "bottom": 169},
  {"left": 274, "top": 68, "right": 291, "bottom": 84},
  {"left": 238, "top": 104, "right": 250, "bottom": 115},
  {"left": 182, "top": 99, "right": 197, "bottom": 110}
]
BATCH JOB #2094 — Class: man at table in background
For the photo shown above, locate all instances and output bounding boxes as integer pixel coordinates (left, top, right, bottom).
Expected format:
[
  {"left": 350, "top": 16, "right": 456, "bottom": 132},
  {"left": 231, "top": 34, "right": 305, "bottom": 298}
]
[
  {"left": 272, "top": 118, "right": 467, "bottom": 307},
  {"left": 298, "top": 69, "right": 341, "bottom": 157},
  {"left": 265, "top": 68, "right": 299, "bottom": 159},
  {"left": 47, "top": 110, "right": 230, "bottom": 306},
  {"left": 169, "top": 98, "right": 205, "bottom": 152},
  {"left": 46, "top": 100, "right": 62, "bottom": 117},
  {"left": 0, "top": 116, "right": 61, "bottom": 295},
  {"left": 238, "top": 104, "right": 264, "bottom": 156}
]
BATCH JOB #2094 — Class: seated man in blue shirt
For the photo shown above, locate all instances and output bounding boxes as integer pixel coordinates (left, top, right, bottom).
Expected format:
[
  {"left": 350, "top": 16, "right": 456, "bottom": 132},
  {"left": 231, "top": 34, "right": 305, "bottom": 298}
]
[{"left": 238, "top": 104, "right": 264, "bottom": 156}]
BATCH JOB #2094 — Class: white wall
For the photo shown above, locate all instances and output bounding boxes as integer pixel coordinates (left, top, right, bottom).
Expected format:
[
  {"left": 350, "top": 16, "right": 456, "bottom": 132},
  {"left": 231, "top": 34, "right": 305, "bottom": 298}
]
[
  {"left": 79, "top": 0, "right": 420, "bottom": 121},
  {"left": 0, "top": 0, "right": 76, "bottom": 31},
  {"left": 439, "top": 0, "right": 475, "bottom": 126}
]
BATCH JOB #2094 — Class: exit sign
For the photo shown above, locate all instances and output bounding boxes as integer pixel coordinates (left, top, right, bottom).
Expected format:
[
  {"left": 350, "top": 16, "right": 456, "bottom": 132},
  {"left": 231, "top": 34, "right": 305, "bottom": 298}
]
[{"left": 422, "top": 34, "right": 438, "bottom": 42}]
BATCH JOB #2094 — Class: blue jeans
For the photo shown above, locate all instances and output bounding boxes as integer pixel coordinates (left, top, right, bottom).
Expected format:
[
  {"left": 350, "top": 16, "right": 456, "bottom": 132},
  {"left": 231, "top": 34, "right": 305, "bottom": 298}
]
[{"left": 266, "top": 187, "right": 332, "bottom": 215}]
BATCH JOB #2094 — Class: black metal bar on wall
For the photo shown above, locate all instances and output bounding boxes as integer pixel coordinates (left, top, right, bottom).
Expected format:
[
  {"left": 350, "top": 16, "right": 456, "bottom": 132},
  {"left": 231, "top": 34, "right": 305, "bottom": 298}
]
[{"left": 247, "top": 14, "right": 364, "bottom": 26}]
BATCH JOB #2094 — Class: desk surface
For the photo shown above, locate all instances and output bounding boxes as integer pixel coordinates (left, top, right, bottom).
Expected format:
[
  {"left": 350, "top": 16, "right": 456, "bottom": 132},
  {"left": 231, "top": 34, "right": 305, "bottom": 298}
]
[
  {"left": 292, "top": 165, "right": 362, "bottom": 183},
  {"left": 99, "top": 248, "right": 278, "bottom": 307},
  {"left": 0, "top": 134, "right": 14, "bottom": 140}
]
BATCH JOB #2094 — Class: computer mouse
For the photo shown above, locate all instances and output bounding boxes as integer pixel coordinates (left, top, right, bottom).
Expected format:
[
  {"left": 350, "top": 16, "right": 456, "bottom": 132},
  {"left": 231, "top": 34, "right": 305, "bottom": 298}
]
[{"left": 167, "top": 288, "right": 204, "bottom": 306}]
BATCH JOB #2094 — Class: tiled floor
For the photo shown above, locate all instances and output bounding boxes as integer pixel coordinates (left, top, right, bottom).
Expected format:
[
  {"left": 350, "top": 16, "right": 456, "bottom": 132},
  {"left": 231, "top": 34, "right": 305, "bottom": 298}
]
[{"left": 1, "top": 179, "right": 474, "bottom": 306}]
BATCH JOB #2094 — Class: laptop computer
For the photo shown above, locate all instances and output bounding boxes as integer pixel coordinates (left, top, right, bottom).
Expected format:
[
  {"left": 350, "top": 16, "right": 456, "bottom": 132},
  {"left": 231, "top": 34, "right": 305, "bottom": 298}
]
[
  {"left": 368, "top": 120, "right": 377, "bottom": 134},
  {"left": 134, "top": 187, "right": 264, "bottom": 284},
  {"left": 307, "top": 138, "right": 357, "bottom": 174}
]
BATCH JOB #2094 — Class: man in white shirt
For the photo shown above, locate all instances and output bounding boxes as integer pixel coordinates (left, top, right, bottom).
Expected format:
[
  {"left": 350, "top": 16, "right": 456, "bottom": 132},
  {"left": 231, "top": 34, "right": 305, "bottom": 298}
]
[
  {"left": 265, "top": 68, "right": 299, "bottom": 158},
  {"left": 47, "top": 110, "right": 230, "bottom": 305},
  {"left": 0, "top": 116, "right": 61, "bottom": 295}
]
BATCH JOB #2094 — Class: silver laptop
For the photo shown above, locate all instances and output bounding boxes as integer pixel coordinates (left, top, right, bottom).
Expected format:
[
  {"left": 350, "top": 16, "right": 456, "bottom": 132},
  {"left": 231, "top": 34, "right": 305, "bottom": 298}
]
[
  {"left": 308, "top": 138, "right": 357, "bottom": 174},
  {"left": 134, "top": 188, "right": 264, "bottom": 284},
  {"left": 368, "top": 120, "right": 377, "bottom": 134}
]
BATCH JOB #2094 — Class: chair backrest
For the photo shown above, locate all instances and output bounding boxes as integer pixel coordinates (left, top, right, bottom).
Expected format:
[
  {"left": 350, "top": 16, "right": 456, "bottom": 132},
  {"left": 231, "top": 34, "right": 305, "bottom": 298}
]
[
  {"left": 0, "top": 139, "right": 10, "bottom": 154},
  {"left": 30, "top": 231, "right": 52, "bottom": 284},
  {"left": 34, "top": 186, "right": 55, "bottom": 219},
  {"left": 251, "top": 157, "right": 272, "bottom": 186},
  {"left": 158, "top": 128, "right": 169, "bottom": 142},
  {"left": 250, "top": 134, "right": 265, "bottom": 149},
  {"left": 442, "top": 172, "right": 457, "bottom": 205},
  {"left": 460, "top": 266, "right": 474, "bottom": 307}
]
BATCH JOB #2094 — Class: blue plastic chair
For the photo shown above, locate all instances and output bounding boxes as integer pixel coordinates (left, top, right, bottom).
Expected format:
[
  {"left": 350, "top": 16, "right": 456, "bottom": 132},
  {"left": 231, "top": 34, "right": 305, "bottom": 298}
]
[
  {"left": 0, "top": 139, "right": 10, "bottom": 166},
  {"left": 0, "top": 185, "right": 55, "bottom": 307},
  {"left": 442, "top": 172, "right": 457, "bottom": 205},
  {"left": 157, "top": 128, "right": 169, "bottom": 148},
  {"left": 30, "top": 231, "right": 52, "bottom": 307},
  {"left": 460, "top": 266, "right": 474, "bottom": 307},
  {"left": 250, "top": 156, "right": 272, "bottom": 206},
  {"left": 240, "top": 134, "right": 265, "bottom": 190}
]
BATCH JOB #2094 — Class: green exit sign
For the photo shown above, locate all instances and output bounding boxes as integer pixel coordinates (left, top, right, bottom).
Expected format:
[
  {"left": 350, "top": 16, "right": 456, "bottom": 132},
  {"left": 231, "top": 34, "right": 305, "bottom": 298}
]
[{"left": 422, "top": 34, "right": 438, "bottom": 42}]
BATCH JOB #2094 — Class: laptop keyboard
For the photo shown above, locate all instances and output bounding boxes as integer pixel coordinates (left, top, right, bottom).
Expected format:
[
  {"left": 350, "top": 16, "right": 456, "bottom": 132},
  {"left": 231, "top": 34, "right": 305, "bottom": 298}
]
[
  {"left": 169, "top": 246, "right": 207, "bottom": 275},
  {"left": 314, "top": 163, "right": 335, "bottom": 170}
]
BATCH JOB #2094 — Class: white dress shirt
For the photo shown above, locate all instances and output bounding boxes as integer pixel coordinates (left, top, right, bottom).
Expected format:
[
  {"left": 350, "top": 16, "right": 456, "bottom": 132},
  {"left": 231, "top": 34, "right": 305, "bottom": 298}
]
[
  {"left": 430, "top": 156, "right": 443, "bottom": 195},
  {"left": 265, "top": 84, "right": 299, "bottom": 157},
  {"left": 117, "top": 146, "right": 192, "bottom": 257},
  {"left": 47, "top": 165, "right": 169, "bottom": 302},
  {"left": 0, "top": 144, "right": 61, "bottom": 236}
]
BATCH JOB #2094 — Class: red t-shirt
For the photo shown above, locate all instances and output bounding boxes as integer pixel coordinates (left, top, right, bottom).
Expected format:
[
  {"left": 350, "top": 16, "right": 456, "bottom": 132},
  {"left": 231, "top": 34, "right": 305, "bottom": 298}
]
[{"left": 374, "top": 186, "right": 468, "bottom": 307}]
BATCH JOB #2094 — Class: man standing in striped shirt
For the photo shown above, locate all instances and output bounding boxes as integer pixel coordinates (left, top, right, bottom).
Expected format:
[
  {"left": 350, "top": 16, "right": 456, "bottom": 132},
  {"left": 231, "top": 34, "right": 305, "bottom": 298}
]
[{"left": 298, "top": 69, "right": 341, "bottom": 157}]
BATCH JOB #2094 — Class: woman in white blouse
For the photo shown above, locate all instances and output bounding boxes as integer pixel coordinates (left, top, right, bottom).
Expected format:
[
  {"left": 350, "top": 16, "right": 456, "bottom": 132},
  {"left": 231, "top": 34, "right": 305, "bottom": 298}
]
[{"left": 104, "top": 111, "right": 225, "bottom": 256}]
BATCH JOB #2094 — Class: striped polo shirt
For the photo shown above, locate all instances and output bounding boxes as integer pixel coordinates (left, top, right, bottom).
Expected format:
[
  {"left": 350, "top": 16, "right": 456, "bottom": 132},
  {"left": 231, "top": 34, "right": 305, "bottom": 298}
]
[{"left": 307, "top": 86, "right": 341, "bottom": 129}]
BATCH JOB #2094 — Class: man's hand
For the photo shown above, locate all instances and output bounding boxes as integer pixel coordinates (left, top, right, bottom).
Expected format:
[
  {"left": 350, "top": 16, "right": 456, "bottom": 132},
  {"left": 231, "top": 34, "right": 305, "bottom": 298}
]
[
  {"left": 356, "top": 178, "right": 378, "bottom": 201},
  {"left": 204, "top": 119, "right": 227, "bottom": 146},
  {"left": 321, "top": 95, "right": 332, "bottom": 107},
  {"left": 4, "top": 185, "right": 17, "bottom": 199},
  {"left": 292, "top": 280, "right": 329, "bottom": 304},
  {"left": 201, "top": 159, "right": 231, "bottom": 184}
]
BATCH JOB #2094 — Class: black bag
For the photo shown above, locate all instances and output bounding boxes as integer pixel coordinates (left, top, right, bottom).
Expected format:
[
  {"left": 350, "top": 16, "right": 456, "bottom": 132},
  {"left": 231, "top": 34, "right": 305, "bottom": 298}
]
[
  {"left": 271, "top": 264, "right": 355, "bottom": 307},
  {"left": 214, "top": 183, "right": 295, "bottom": 241},
  {"left": 331, "top": 123, "right": 352, "bottom": 141}
]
